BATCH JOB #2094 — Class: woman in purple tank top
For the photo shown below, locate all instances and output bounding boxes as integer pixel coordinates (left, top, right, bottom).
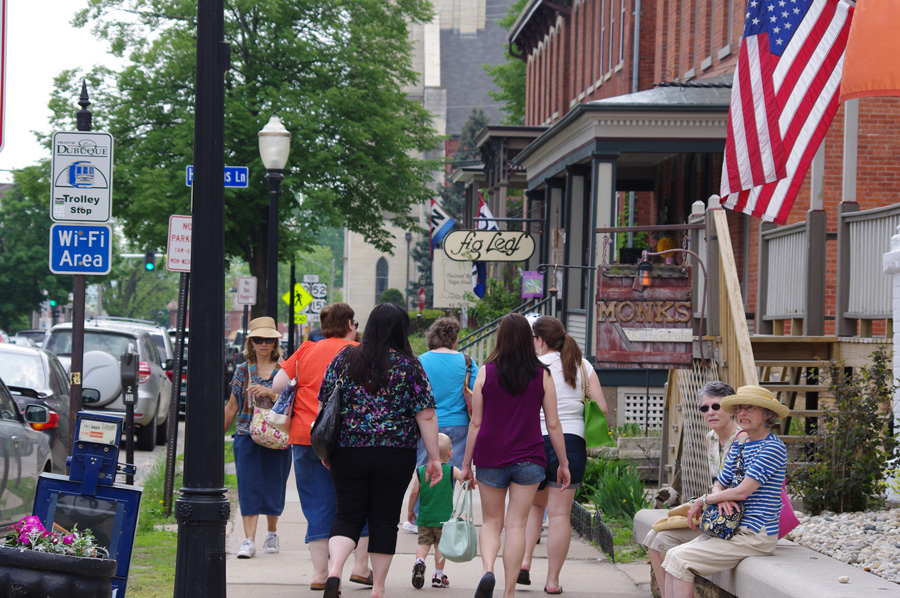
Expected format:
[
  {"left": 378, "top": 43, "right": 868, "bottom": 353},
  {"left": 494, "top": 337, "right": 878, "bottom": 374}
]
[{"left": 461, "top": 314, "right": 571, "bottom": 598}]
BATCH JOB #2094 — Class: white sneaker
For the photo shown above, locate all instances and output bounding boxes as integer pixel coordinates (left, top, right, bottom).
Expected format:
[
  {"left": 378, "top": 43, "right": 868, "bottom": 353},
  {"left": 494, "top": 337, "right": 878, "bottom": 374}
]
[
  {"left": 401, "top": 520, "right": 418, "bottom": 534},
  {"left": 264, "top": 533, "right": 279, "bottom": 554},
  {"left": 236, "top": 538, "right": 256, "bottom": 559}
]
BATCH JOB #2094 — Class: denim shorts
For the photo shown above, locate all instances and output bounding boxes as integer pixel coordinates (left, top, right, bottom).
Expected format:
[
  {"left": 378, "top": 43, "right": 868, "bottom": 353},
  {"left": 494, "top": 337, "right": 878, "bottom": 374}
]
[
  {"left": 538, "top": 433, "right": 587, "bottom": 490},
  {"left": 476, "top": 461, "right": 545, "bottom": 489}
]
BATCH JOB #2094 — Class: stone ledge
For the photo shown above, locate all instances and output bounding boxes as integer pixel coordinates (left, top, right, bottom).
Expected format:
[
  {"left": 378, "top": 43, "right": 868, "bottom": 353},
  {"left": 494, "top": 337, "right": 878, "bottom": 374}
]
[{"left": 634, "top": 509, "right": 900, "bottom": 597}]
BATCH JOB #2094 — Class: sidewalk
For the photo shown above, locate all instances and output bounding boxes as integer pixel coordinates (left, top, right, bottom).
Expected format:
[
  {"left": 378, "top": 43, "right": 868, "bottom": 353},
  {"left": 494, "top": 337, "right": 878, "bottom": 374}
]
[{"left": 224, "top": 463, "right": 653, "bottom": 598}]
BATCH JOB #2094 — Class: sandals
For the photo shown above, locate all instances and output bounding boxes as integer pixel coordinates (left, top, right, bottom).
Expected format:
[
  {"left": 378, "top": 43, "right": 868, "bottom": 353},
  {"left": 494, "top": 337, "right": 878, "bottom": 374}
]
[
  {"left": 517, "top": 569, "right": 531, "bottom": 586},
  {"left": 474, "top": 571, "right": 495, "bottom": 598},
  {"left": 324, "top": 576, "right": 341, "bottom": 598},
  {"left": 350, "top": 570, "right": 374, "bottom": 586},
  {"left": 544, "top": 587, "right": 563, "bottom": 595}
]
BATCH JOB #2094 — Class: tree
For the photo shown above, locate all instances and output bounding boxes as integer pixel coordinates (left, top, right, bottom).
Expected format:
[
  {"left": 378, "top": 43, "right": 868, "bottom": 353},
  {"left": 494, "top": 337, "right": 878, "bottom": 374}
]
[
  {"left": 483, "top": 0, "right": 528, "bottom": 125},
  {"left": 454, "top": 108, "right": 490, "bottom": 166},
  {"left": 0, "top": 165, "right": 71, "bottom": 330},
  {"left": 101, "top": 258, "right": 179, "bottom": 326},
  {"left": 50, "top": 0, "right": 443, "bottom": 318}
]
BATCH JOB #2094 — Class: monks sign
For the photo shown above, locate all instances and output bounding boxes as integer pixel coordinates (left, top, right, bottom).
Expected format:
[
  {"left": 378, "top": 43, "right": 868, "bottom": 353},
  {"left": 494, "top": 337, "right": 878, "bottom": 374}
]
[
  {"left": 442, "top": 230, "right": 535, "bottom": 262},
  {"left": 595, "top": 264, "right": 693, "bottom": 369}
]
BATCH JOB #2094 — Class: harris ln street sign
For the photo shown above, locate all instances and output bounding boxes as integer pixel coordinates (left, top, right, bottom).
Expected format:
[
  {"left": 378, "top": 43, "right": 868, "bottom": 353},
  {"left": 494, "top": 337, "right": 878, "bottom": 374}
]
[
  {"left": 50, "top": 131, "right": 114, "bottom": 223},
  {"left": 185, "top": 165, "right": 248, "bottom": 187}
]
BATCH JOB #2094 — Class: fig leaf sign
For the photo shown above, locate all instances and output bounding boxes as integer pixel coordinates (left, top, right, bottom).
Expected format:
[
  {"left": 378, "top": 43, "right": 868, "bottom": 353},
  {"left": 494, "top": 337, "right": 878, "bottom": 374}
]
[{"left": 442, "top": 230, "right": 534, "bottom": 262}]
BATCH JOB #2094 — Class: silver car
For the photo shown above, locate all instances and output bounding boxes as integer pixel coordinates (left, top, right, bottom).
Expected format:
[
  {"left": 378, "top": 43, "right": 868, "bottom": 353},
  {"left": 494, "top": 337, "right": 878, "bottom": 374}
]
[
  {"left": 0, "top": 378, "right": 52, "bottom": 526},
  {"left": 44, "top": 321, "right": 173, "bottom": 451}
]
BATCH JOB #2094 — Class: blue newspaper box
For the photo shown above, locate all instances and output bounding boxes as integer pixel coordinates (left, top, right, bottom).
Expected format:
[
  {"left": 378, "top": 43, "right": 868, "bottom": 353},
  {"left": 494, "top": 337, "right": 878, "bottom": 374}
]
[{"left": 33, "top": 412, "right": 142, "bottom": 597}]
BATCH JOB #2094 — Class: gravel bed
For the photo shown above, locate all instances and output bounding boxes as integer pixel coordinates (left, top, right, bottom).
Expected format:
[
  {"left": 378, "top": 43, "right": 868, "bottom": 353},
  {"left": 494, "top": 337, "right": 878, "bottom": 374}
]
[{"left": 787, "top": 508, "right": 900, "bottom": 584}]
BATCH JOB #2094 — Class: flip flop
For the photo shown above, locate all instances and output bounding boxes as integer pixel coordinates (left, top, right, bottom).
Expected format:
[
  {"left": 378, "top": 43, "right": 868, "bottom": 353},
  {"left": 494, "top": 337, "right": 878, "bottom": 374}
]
[
  {"left": 475, "top": 572, "right": 495, "bottom": 598},
  {"left": 517, "top": 569, "right": 531, "bottom": 585},
  {"left": 324, "top": 576, "right": 341, "bottom": 598},
  {"left": 311, "top": 583, "right": 327, "bottom": 591},
  {"left": 350, "top": 570, "right": 374, "bottom": 586},
  {"left": 544, "top": 587, "right": 563, "bottom": 595}
]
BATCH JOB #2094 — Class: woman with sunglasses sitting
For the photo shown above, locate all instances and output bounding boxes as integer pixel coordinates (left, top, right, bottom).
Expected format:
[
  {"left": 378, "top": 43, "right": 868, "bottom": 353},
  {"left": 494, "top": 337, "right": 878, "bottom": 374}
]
[
  {"left": 642, "top": 381, "right": 744, "bottom": 586},
  {"left": 224, "top": 316, "right": 291, "bottom": 559}
]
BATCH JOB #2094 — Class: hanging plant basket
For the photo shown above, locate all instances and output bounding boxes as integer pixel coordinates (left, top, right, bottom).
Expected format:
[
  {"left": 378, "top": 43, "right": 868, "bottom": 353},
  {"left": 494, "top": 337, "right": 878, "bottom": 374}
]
[{"left": 0, "top": 545, "right": 117, "bottom": 597}]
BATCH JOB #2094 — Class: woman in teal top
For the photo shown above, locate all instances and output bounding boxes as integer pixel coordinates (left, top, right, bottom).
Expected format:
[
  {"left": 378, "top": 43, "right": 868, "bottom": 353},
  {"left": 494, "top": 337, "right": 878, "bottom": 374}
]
[{"left": 417, "top": 317, "right": 478, "bottom": 470}]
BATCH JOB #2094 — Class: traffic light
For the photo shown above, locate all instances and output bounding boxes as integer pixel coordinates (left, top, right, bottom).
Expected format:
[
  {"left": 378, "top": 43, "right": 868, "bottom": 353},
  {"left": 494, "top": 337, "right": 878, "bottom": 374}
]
[
  {"left": 49, "top": 299, "right": 57, "bottom": 307},
  {"left": 144, "top": 250, "right": 156, "bottom": 271}
]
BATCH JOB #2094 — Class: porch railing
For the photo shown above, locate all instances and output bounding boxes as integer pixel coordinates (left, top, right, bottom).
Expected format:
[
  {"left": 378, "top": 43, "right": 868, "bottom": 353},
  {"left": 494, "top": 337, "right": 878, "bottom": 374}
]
[
  {"left": 836, "top": 203, "right": 900, "bottom": 336},
  {"left": 458, "top": 291, "right": 558, "bottom": 363}
]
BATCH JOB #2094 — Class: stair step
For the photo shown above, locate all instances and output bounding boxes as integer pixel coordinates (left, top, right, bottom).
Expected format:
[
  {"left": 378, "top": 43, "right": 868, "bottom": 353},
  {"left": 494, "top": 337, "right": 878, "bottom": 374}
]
[
  {"left": 776, "top": 435, "right": 815, "bottom": 444},
  {"left": 757, "top": 360, "right": 829, "bottom": 368},
  {"left": 787, "top": 409, "right": 825, "bottom": 417},
  {"left": 761, "top": 384, "right": 829, "bottom": 393}
]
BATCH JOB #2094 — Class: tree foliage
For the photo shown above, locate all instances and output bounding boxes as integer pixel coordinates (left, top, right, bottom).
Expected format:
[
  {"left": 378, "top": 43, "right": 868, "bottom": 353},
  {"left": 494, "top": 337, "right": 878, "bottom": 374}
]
[
  {"left": 49, "top": 0, "right": 443, "bottom": 317},
  {"left": 483, "top": 0, "right": 528, "bottom": 125},
  {"left": 100, "top": 259, "right": 180, "bottom": 326},
  {"left": 0, "top": 165, "right": 71, "bottom": 331}
]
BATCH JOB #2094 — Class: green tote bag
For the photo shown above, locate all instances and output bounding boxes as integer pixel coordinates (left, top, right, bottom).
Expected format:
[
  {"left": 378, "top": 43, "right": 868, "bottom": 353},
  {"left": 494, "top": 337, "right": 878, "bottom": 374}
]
[{"left": 581, "top": 363, "right": 615, "bottom": 448}]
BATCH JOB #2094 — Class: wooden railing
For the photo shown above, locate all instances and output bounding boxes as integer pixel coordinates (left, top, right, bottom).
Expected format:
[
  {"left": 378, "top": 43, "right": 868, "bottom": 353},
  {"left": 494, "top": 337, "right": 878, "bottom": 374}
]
[{"left": 662, "top": 205, "right": 758, "bottom": 496}]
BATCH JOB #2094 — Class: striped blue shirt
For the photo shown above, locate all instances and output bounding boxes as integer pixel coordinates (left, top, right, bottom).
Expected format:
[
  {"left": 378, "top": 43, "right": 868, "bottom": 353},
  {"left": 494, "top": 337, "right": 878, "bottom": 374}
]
[{"left": 717, "top": 433, "right": 786, "bottom": 535}]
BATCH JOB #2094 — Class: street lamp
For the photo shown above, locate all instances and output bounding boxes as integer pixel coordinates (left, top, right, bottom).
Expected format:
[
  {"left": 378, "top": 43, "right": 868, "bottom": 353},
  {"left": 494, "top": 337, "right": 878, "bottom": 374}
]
[
  {"left": 258, "top": 114, "right": 291, "bottom": 320},
  {"left": 405, "top": 231, "right": 413, "bottom": 310}
]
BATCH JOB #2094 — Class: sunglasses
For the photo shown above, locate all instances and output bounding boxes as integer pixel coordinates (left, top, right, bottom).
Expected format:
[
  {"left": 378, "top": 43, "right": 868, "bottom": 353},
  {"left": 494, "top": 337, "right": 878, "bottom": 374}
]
[
  {"left": 250, "top": 337, "right": 276, "bottom": 344},
  {"left": 699, "top": 403, "right": 721, "bottom": 413},
  {"left": 353, "top": 320, "right": 359, "bottom": 328}
]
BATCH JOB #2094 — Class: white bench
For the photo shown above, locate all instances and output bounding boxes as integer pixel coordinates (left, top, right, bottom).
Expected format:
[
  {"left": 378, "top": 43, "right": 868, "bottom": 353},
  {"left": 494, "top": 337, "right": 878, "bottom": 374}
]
[{"left": 634, "top": 508, "right": 900, "bottom": 598}]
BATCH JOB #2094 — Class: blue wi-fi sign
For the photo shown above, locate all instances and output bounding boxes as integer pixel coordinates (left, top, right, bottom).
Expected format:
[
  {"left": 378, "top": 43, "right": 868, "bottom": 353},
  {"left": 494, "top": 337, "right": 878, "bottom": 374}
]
[
  {"left": 185, "top": 165, "right": 249, "bottom": 188},
  {"left": 49, "top": 224, "right": 112, "bottom": 275}
]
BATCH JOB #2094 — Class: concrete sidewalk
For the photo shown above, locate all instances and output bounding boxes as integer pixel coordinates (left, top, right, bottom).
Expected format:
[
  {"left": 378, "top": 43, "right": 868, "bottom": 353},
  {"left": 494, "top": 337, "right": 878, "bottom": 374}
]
[{"left": 224, "top": 462, "right": 653, "bottom": 598}]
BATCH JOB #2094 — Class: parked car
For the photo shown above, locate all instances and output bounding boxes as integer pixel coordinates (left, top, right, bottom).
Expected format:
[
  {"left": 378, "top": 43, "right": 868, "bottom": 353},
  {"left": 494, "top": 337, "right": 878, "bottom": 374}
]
[
  {"left": 0, "top": 329, "right": 9, "bottom": 343},
  {"left": 8, "top": 337, "right": 35, "bottom": 347},
  {"left": 0, "top": 378, "right": 53, "bottom": 526},
  {"left": 44, "top": 321, "right": 172, "bottom": 451},
  {"left": 13, "top": 330, "right": 48, "bottom": 348},
  {"left": 0, "top": 344, "right": 70, "bottom": 473}
]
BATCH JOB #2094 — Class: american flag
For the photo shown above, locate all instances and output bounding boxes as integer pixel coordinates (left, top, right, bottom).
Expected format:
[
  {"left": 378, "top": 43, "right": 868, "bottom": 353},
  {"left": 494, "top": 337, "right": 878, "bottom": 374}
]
[{"left": 719, "top": 0, "right": 853, "bottom": 224}]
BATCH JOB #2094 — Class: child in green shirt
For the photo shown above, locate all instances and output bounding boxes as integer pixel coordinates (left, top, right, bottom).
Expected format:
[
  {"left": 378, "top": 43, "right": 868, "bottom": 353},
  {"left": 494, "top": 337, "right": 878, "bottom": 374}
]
[{"left": 407, "top": 433, "right": 468, "bottom": 589}]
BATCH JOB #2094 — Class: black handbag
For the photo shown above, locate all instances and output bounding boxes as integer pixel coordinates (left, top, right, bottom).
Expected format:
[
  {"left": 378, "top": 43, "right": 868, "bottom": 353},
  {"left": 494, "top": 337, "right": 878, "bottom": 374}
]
[
  {"left": 699, "top": 441, "right": 747, "bottom": 540},
  {"left": 310, "top": 378, "right": 343, "bottom": 460}
]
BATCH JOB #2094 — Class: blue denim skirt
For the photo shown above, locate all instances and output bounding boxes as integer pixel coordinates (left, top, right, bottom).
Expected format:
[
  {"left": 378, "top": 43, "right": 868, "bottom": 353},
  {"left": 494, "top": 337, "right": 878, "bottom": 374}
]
[{"left": 234, "top": 433, "right": 292, "bottom": 516}]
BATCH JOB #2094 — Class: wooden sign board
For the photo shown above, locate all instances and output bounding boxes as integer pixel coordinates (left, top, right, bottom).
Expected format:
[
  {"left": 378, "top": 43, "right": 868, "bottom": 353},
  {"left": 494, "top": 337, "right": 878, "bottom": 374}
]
[{"left": 595, "top": 264, "right": 693, "bottom": 369}]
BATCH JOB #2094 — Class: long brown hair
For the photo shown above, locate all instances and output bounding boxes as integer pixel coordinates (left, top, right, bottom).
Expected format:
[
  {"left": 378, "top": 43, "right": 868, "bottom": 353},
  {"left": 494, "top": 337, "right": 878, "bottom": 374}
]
[
  {"left": 485, "top": 313, "right": 548, "bottom": 395},
  {"left": 532, "top": 316, "right": 582, "bottom": 388}
]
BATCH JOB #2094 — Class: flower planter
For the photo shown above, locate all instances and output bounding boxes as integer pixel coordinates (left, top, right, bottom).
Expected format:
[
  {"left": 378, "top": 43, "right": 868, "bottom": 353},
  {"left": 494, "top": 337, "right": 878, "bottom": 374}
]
[{"left": 0, "top": 545, "right": 117, "bottom": 597}]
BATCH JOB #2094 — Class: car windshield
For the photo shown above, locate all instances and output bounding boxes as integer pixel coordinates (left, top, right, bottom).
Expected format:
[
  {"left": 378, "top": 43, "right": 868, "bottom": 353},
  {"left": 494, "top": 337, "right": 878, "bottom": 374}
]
[
  {"left": 0, "top": 352, "right": 44, "bottom": 389},
  {"left": 45, "top": 330, "right": 135, "bottom": 358}
]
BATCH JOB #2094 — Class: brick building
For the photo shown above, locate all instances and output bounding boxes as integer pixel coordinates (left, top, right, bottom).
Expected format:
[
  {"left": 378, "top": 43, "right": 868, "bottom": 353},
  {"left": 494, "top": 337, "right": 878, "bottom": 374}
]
[{"left": 470, "top": 0, "right": 900, "bottom": 358}]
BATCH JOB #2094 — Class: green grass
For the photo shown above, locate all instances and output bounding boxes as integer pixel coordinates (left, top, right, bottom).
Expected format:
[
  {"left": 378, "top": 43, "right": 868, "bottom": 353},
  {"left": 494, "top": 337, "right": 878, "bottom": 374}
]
[
  {"left": 605, "top": 517, "right": 647, "bottom": 563},
  {"left": 127, "top": 441, "right": 237, "bottom": 596}
]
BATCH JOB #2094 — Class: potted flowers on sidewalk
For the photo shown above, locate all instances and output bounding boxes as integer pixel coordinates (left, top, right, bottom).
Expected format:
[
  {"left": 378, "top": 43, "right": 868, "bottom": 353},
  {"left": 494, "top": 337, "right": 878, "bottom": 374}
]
[{"left": 0, "top": 515, "right": 117, "bottom": 597}]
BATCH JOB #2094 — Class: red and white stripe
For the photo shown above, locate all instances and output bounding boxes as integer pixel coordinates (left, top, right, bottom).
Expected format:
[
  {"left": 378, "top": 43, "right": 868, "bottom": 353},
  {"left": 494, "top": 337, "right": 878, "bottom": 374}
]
[{"left": 720, "top": 0, "right": 853, "bottom": 224}]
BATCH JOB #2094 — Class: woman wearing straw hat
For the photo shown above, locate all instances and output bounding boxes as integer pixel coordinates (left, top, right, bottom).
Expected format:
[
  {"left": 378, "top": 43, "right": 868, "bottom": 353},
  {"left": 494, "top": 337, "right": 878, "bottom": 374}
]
[
  {"left": 224, "top": 316, "right": 291, "bottom": 559},
  {"left": 660, "top": 385, "right": 788, "bottom": 598},
  {"left": 642, "top": 381, "right": 744, "bottom": 589}
]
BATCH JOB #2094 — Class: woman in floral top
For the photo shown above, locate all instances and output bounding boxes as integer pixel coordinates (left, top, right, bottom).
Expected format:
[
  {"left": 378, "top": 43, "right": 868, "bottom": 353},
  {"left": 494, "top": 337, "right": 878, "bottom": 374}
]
[{"left": 320, "top": 303, "right": 443, "bottom": 598}]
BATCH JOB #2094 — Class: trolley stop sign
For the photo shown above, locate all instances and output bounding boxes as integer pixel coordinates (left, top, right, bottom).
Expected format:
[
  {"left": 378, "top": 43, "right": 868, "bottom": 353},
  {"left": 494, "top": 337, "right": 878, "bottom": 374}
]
[{"left": 49, "top": 224, "right": 112, "bottom": 275}]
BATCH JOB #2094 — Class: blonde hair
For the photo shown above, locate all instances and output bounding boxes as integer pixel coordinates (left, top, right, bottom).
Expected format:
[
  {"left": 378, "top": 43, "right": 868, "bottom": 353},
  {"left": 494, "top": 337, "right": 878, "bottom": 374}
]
[{"left": 438, "top": 433, "right": 452, "bottom": 463}]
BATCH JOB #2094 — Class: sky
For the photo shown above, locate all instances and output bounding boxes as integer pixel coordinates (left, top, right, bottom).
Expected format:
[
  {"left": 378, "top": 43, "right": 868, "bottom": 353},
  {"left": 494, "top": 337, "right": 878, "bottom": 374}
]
[{"left": 0, "top": 0, "right": 118, "bottom": 183}]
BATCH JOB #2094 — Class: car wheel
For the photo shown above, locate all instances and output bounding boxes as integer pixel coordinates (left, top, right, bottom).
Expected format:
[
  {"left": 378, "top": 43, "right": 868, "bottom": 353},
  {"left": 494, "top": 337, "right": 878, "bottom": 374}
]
[
  {"left": 136, "top": 407, "right": 158, "bottom": 451},
  {"left": 155, "top": 412, "right": 169, "bottom": 446}
]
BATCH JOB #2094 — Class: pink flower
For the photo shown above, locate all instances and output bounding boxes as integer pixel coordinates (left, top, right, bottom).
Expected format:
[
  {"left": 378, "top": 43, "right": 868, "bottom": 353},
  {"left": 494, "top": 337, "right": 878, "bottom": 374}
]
[
  {"left": 63, "top": 534, "right": 75, "bottom": 546},
  {"left": 18, "top": 535, "right": 30, "bottom": 545}
]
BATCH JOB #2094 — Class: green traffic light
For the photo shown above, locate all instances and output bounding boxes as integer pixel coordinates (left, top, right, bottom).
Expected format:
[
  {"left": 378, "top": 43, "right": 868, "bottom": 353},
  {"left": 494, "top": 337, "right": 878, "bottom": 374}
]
[
  {"left": 49, "top": 299, "right": 57, "bottom": 307},
  {"left": 145, "top": 262, "right": 155, "bottom": 271}
]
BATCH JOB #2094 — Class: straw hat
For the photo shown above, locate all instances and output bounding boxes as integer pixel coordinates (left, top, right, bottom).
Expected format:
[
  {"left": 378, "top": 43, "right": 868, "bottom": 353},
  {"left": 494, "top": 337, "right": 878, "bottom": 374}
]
[
  {"left": 720, "top": 385, "right": 789, "bottom": 419},
  {"left": 668, "top": 502, "right": 692, "bottom": 518},
  {"left": 247, "top": 316, "right": 282, "bottom": 339},
  {"left": 651, "top": 515, "right": 697, "bottom": 532}
]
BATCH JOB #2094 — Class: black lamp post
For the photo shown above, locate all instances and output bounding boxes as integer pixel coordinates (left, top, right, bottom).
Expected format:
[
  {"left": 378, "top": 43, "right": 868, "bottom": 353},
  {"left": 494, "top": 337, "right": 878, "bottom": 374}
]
[
  {"left": 405, "top": 231, "right": 413, "bottom": 309},
  {"left": 258, "top": 114, "right": 291, "bottom": 320}
]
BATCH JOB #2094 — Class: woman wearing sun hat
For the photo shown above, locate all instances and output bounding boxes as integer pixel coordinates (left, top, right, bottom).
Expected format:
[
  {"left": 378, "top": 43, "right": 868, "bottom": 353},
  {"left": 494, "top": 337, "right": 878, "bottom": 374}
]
[
  {"left": 224, "top": 316, "right": 291, "bottom": 559},
  {"left": 660, "top": 385, "right": 788, "bottom": 598}
]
